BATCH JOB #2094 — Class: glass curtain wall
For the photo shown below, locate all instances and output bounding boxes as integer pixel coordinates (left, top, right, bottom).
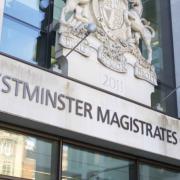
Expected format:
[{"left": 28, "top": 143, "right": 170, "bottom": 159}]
[
  {"left": 0, "top": 129, "right": 57, "bottom": 180},
  {"left": 142, "top": 0, "right": 177, "bottom": 117},
  {"left": 60, "top": 143, "right": 180, "bottom": 180},
  {"left": 0, "top": 0, "right": 51, "bottom": 67},
  {"left": 50, "top": 0, "right": 65, "bottom": 68},
  {"left": 170, "top": 0, "right": 180, "bottom": 118},
  {"left": 61, "top": 144, "right": 135, "bottom": 180},
  {"left": 0, "top": 127, "right": 180, "bottom": 180},
  {"left": 140, "top": 164, "right": 180, "bottom": 180}
]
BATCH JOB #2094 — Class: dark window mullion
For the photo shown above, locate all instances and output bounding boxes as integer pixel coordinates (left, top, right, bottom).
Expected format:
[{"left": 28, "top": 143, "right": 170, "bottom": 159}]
[
  {"left": 38, "top": 0, "right": 54, "bottom": 68},
  {"left": 59, "top": 139, "right": 63, "bottom": 180}
]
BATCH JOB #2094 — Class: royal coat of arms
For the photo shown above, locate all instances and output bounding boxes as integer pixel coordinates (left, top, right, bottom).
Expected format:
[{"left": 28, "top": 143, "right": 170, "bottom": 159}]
[{"left": 56, "top": 0, "right": 157, "bottom": 86}]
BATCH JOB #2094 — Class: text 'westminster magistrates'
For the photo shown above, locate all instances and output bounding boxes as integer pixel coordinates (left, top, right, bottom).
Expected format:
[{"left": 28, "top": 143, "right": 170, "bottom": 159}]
[{"left": 0, "top": 73, "right": 178, "bottom": 145}]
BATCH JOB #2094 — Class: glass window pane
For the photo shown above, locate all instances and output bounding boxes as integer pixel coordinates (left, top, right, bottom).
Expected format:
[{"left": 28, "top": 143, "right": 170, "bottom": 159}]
[
  {"left": 50, "top": 0, "right": 65, "bottom": 66},
  {"left": 53, "top": 0, "right": 65, "bottom": 22},
  {"left": 142, "top": 0, "right": 177, "bottom": 116},
  {"left": 4, "top": 0, "right": 49, "bottom": 29},
  {"left": 0, "top": 129, "right": 56, "bottom": 180},
  {"left": 62, "top": 144, "right": 135, "bottom": 180},
  {"left": 139, "top": 164, "right": 180, "bottom": 180},
  {"left": 0, "top": 16, "right": 42, "bottom": 64},
  {"left": 142, "top": 0, "right": 174, "bottom": 84}
]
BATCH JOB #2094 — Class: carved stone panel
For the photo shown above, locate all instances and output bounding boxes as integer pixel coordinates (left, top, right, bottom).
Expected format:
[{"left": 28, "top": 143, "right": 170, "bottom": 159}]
[{"left": 55, "top": 0, "right": 158, "bottom": 105}]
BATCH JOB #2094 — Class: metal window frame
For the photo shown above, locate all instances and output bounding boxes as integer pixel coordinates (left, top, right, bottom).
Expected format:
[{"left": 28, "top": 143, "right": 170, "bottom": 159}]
[
  {"left": 0, "top": 117, "right": 179, "bottom": 180},
  {"left": 0, "top": 122, "right": 59, "bottom": 180}
]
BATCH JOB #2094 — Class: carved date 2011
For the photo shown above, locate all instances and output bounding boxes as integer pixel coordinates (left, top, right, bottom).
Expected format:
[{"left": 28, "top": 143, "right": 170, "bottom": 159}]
[{"left": 102, "top": 74, "right": 124, "bottom": 93}]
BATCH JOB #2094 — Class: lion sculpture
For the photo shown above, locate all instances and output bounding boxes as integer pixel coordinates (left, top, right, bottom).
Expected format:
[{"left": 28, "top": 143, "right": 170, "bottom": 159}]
[{"left": 124, "top": 0, "right": 155, "bottom": 63}]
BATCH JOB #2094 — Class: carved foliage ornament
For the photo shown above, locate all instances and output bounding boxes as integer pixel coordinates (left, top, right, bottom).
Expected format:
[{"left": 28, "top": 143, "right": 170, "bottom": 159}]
[{"left": 58, "top": 0, "right": 157, "bottom": 86}]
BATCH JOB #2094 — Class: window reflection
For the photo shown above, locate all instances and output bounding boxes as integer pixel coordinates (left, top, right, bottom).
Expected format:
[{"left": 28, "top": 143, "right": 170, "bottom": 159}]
[
  {"left": 0, "top": 0, "right": 50, "bottom": 66},
  {"left": 140, "top": 164, "right": 180, "bottom": 180},
  {"left": 0, "top": 16, "right": 40, "bottom": 63},
  {"left": 142, "top": 0, "right": 177, "bottom": 116},
  {"left": 62, "top": 144, "right": 135, "bottom": 180},
  {"left": 4, "top": 0, "right": 48, "bottom": 29},
  {"left": 53, "top": 0, "right": 65, "bottom": 22},
  {"left": 0, "top": 129, "right": 53, "bottom": 180},
  {"left": 142, "top": 0, "right": 163, "bottom": 79},
  {"left": 50, "top": 0, "right": 65, "bottom": 66}
]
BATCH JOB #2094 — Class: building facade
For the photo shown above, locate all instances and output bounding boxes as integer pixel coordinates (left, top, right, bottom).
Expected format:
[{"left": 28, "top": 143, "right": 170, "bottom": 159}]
[{"left": 0, "top": 0, "right": 179, "bottom": 180}]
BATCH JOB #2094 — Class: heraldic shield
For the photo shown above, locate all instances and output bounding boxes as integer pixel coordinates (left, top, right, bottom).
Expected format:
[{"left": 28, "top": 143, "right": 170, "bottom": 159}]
[{"left": 92, "top": 0, "right": 128, "bottom": 41}]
